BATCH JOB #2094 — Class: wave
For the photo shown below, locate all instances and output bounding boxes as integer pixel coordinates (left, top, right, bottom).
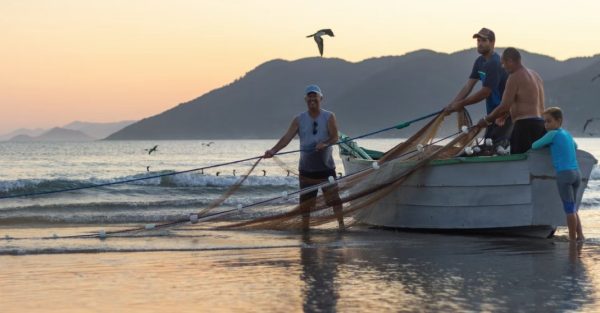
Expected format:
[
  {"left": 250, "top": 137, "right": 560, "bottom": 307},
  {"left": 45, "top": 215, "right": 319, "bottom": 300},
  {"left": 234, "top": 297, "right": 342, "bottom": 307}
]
[
  {"left": 592, "top": 166, "right": 600, "bottom": 181},
  {"left": 0, "top": 172, "right": 298, "bottom": 197},
  {"left": 0, "top": 205, "right": 294, "bottom": 225},
  {"left": 0, "top": 195, "right": 297, "bottom": 213}
]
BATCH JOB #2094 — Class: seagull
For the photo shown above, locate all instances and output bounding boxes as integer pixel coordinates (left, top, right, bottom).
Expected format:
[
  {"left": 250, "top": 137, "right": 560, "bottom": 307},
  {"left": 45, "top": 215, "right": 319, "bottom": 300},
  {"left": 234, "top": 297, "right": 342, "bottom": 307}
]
[
  {"left": 583, "top": 117, "right": 600, "bottom": 133},
  {"left": 145, "top": 145, "right": 158, "bottom": 155},
  {"left": 307, "top": 29, "right": 334, "bottom": 57},
  {"left": 592, "top": 74, "right": 600, "bottom": 82}
]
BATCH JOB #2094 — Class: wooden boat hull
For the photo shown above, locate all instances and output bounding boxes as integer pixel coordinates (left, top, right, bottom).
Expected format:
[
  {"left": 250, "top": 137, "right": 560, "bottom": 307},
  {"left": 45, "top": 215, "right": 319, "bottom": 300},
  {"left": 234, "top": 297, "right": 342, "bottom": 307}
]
[{"left": 341, "top": 149, "right": 597, "bottom": 238}]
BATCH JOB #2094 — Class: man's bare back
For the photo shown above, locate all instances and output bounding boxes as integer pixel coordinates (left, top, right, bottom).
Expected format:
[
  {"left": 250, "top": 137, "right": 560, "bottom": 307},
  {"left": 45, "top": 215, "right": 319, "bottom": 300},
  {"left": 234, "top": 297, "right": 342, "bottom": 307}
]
[
  {"left": 478, "top": 47, "right": 547, "bottom": 154},
  {"left": 507, "top": 67, "right": 545, "bottom": 121}
]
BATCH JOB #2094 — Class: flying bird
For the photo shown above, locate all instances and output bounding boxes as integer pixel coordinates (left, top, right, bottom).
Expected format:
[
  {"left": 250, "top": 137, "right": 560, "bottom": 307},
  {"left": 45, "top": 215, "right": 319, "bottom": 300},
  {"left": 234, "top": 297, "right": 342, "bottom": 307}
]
[
  {"left": 307, "top": 29, "right": 334, "bottom": 57},
  {"left": 202, "top": 142, "right": 215, "bottom": 147},
  {"left": 592, "top": 74, "right": 600, "bottom": 82},
  {"left": 145, "top": 145, "right": 159, "bottom": 155},
  {"left": 583, "top": 117, "right": 600, "bottom": 133}
]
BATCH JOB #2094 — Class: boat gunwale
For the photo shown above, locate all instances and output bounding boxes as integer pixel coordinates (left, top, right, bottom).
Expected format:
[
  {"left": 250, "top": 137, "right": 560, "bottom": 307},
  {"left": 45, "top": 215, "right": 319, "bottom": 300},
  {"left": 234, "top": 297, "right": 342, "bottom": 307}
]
[{"left": 343, "top": 153, "right": 529, "bottom": 167}]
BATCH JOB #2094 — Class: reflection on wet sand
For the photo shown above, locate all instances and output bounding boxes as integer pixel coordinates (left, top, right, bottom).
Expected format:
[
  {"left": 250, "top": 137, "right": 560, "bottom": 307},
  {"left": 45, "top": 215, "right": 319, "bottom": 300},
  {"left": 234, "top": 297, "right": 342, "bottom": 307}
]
[
  {"left": 298, "top": 230, "right": 595, "bottom": 312},
  {"left": 300, "top": 232, "right": 342, "bottom": 312}
]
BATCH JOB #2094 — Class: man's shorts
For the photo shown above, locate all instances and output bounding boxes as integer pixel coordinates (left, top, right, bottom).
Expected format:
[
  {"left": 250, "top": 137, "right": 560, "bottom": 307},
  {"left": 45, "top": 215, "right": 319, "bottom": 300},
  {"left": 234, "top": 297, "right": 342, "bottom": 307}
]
[
  {"left": 510, "top": 117, "right": 546, "bottom": 154},
  {"left": 299, "top": 169, "right": 337, "bottom": 202}
]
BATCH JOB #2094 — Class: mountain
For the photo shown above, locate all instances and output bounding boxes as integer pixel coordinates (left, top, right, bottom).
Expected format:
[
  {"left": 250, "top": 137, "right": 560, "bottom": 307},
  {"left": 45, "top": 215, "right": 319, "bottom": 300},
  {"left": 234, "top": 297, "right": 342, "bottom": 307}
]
[
  {"left": 8, "top": 127, "right": 96, "bottom": 142},
  {"left": 0, "top": 128, "right": 46, "bottom": 141},
  {"left": 8, "top": 134, "right": 35, "bottom": 142},
  {"left": 62, "top": 120, "right": 136, "bottom": 139},
  {"left": 106, "top": 48, "right": 600, "bottom": 140}
]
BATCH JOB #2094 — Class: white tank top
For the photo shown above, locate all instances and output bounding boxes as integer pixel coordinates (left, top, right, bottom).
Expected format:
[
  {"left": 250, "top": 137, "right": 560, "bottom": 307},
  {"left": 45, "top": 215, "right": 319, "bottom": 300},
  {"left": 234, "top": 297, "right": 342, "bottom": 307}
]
[{"left": 296, "top": 109, "right": 335, "bottom": 172}]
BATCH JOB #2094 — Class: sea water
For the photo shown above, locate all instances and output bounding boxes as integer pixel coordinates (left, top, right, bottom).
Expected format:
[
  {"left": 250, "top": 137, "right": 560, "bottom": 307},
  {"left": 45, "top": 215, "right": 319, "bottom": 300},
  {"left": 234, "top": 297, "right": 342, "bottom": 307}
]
[{"left": 0, "top": 139, "right": 599, "bottom": 312}]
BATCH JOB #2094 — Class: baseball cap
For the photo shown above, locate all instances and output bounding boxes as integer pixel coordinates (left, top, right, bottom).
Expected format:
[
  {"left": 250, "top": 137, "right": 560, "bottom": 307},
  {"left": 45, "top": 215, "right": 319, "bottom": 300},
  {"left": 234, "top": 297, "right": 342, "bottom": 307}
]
[
  {"left": 305, "top": 84, "right": 323, "bottom": 96},
  {"left": 472, "top": 28, "right": 495, "bottom": 41}
]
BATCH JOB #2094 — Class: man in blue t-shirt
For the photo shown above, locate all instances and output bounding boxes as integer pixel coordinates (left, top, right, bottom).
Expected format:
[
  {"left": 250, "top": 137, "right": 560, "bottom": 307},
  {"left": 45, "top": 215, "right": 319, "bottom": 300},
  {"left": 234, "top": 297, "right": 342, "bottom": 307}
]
[{"left": 446, "top": 28, "right": 511, "bottom": 145}]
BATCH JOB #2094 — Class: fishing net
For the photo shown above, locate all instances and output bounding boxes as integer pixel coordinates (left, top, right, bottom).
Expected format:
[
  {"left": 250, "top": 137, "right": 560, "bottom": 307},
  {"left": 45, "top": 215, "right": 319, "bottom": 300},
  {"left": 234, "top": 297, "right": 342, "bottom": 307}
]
[
  {"left": 88, "top": 109, "right": 481, "bottom": 237},
  {"left": 205, "top": 109, "right": 482, "bottom": 231}
]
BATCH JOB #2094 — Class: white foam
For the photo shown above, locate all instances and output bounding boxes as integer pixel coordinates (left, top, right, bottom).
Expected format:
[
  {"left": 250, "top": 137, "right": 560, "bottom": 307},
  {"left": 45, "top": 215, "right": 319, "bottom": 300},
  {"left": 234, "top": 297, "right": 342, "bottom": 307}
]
[{"left": 0, "top": 174, "right": 299, "bottom": 196}]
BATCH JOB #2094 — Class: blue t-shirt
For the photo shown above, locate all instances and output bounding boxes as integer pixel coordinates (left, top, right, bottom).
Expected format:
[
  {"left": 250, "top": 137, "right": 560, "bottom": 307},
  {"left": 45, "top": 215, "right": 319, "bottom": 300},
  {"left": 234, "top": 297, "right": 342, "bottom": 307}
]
[
  {"left": 531, "top": 128, "right": 579, "bottom": 172},
  {"left": 469, "top": 52, "right": 508, "bottom": 114}
]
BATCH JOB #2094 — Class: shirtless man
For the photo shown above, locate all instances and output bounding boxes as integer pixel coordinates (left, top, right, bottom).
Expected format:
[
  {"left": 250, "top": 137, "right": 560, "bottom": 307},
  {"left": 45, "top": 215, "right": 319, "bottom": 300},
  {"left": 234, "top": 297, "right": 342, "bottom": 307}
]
[{"left": 477, "top": 47, "right": 546, "bottom": 154}]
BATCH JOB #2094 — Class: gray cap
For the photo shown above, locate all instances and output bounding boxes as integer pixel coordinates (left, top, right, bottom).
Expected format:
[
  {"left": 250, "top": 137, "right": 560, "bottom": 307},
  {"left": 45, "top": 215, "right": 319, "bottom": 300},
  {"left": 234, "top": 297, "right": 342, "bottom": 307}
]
[{"left": 473, "top": 28, "right": 495, "bottom": 41}]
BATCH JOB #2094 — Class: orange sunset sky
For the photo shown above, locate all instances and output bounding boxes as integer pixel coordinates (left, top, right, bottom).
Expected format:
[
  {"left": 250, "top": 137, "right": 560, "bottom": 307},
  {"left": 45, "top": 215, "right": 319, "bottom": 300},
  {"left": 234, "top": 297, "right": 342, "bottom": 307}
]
[{"left": 2, "top": 0, "right": 599, "bottom": 134}]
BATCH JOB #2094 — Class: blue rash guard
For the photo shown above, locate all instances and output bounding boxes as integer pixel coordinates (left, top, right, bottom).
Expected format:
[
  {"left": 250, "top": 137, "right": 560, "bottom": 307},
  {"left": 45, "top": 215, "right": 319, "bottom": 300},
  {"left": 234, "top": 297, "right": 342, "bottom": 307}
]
[{"left": 531, "top": 128, "right": 579, "bottom": 172}]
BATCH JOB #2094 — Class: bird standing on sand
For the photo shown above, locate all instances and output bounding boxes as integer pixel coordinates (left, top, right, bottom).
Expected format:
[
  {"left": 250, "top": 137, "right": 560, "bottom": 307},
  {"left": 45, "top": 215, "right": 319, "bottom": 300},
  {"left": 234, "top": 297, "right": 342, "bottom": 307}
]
[
  {"left": 233, "top": 169, "right": 236, "bottom": 176},
  {"left": 262, "top": 170, "right": 267, "bottom": 176},
  {"left": 307, "top": 29, "right": 334, "bottom": 57},
  {"left": 146, "top": 166, "right": 150, "bottom": 172},
  {"left": 592, "top": 74, "right": 600, "bottom": 82},
  {"left": 145, "top": 145, "right": 159, "bottom": 155},
  {"left": 216, "top": 171, "right": 220, "bottom": 176}
]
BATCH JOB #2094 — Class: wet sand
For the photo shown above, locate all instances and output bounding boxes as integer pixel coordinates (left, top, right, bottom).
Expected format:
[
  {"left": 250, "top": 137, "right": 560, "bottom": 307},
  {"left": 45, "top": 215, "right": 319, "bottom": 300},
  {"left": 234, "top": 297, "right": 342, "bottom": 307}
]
[{"left": 2, "top": 210, "right": 600, "bottom": 312}]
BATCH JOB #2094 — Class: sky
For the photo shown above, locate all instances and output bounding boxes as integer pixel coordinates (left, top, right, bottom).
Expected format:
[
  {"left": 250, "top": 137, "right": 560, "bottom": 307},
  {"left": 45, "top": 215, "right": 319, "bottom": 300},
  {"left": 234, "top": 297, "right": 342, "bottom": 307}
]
[{"left": 1, "top": 0, "right": 599, "bottom": 134}]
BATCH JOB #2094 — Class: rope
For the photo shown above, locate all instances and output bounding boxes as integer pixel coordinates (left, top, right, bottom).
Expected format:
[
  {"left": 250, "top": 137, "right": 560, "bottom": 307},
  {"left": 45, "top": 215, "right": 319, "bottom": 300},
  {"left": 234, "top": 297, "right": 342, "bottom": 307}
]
[{"left": 0, "top": 110, "right": 443, "bottom": 200}]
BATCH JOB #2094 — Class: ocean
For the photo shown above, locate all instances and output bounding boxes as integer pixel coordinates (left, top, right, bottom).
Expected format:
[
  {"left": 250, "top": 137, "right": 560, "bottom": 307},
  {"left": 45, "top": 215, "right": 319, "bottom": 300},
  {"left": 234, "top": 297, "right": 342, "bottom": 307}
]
[{"left": 1, "top": 139, "right": 599, "bottom": 312}]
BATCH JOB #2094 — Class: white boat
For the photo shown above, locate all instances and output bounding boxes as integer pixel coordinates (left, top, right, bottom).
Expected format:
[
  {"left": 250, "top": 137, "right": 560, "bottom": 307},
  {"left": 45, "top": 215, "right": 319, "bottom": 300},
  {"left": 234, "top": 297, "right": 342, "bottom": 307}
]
[{"left": 340, "top": 144, "right": 597, "bottom": 238}]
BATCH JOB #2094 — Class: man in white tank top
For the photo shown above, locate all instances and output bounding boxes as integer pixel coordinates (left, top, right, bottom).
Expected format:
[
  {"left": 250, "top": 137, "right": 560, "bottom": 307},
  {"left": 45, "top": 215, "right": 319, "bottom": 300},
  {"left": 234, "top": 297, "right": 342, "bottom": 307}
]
[{"left": 264, "top": 85, "right": 344, "bottom": 230}]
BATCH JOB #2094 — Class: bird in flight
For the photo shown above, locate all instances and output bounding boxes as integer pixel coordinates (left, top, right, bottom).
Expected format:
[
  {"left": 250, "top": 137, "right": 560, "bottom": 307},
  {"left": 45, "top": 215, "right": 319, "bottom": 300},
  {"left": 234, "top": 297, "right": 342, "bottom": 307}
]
[
  {"left": 307, "top": 29, "right": 334, "bottom": 57},
  {"left": 202, "top": 142, "right": 215, "bottom": 147},
  {"left": 592, "top": 74, "right": 600, "bottom": 82},
  {"left": 145, "top": 145, "right": 159, "bottom": 155},
  {"left": 583, "top": 117, "right": 600, "bottom": 133}
]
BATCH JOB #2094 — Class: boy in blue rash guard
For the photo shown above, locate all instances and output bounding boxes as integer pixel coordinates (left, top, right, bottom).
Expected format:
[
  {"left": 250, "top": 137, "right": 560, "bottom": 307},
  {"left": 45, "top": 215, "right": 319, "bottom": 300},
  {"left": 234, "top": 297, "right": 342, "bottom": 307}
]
[{"left": 532, "top": 107, "right": 583, "bottom": 241}]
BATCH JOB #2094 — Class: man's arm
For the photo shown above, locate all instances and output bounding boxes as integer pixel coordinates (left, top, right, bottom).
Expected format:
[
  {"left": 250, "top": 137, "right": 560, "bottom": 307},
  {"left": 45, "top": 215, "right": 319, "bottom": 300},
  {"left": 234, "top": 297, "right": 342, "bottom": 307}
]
[
  {"left": 316, "top": 113, "right": 340, "bottom": 150},
  {"left": 446, "top": 79, "right": 481, "bottom": 111},
  {"left": 477, "top": 75, "right": 517, "bottom": 127},
  {"left": 264, "top": 118, "right": 299, "bottom": 158}
]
